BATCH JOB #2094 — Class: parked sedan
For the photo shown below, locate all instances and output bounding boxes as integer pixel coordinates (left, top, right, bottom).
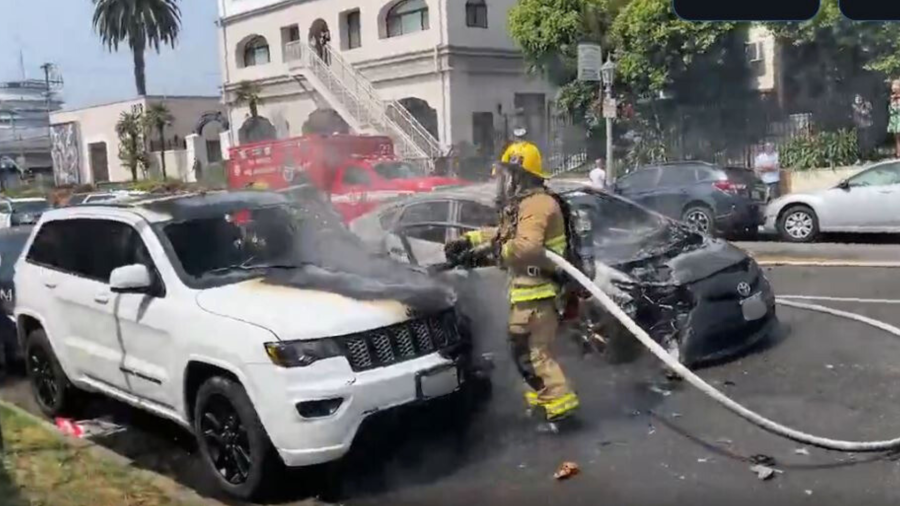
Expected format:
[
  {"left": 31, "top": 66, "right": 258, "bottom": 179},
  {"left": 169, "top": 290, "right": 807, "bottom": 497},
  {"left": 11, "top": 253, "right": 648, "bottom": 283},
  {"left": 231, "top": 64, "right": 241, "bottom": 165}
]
[
  {"left": 764, "top": 159, "right": 900, "bottom": 242},
  {"left": 0, "top": 198, "right": 50, "bottom": 228},
  {"left": 349, "top": 183, "right": 777, "bottom": 367},
  {"left": 612, "top": 162, "right": 768, "bottom": 238}
]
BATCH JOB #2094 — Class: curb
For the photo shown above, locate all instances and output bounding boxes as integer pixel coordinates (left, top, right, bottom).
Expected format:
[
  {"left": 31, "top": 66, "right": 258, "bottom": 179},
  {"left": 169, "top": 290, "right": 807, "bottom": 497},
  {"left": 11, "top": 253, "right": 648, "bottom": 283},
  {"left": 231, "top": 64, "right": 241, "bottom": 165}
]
[
  {"left": 0, "top": 398, "right": 228, "bottom": 506},
  {"left": 756, "top": 258, "right": 900, "bottom": 268}
]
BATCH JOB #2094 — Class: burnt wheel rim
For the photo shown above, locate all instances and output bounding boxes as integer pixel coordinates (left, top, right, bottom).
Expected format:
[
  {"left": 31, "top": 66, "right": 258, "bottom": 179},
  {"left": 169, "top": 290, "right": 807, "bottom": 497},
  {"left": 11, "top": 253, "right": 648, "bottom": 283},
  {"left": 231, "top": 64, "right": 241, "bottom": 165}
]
[
  {"left": 28, "top": 346, "right": 59, "bottom": 409},
  {"left": 200, "top": 394, "right": 252, "bottom": 485},
  {"left": 784, "top": 211, "right": 813, "bottom": 239},
  {"left": 685, "top": 210, "right": 711, "bottom": 233}
]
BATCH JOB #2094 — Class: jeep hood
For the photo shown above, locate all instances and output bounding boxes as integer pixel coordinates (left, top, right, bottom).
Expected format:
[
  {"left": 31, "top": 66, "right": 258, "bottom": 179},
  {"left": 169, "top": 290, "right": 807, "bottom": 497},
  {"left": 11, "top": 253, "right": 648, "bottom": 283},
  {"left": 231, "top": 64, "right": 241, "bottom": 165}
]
[{"left": 196, "top": 278, "right": 423, "bottom": 340}]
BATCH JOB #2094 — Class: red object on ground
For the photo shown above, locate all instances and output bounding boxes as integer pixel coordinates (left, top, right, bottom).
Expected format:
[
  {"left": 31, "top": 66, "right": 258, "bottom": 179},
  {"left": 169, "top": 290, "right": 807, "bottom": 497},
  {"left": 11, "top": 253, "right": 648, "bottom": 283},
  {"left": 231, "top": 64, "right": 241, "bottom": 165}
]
[
  {"left": 227, "top": 134, "right": 467, "bottom": 222},
  {"left": 54, "top": 417, "right": 84, "bottom": 438}
]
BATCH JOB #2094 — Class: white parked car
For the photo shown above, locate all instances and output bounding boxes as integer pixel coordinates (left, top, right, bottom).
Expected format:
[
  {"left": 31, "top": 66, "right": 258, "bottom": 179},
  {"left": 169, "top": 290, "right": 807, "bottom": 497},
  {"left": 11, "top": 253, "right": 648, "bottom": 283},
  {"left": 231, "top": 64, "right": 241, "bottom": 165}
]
[
  {"left": 14, "top": 190, "right": 465, "bottom": 499},
  {"left": 0, "top": 197, "right": 50, "bottom": 228},
  {"left": 763, "top": 159, "right": 900, "bottom": 242}
]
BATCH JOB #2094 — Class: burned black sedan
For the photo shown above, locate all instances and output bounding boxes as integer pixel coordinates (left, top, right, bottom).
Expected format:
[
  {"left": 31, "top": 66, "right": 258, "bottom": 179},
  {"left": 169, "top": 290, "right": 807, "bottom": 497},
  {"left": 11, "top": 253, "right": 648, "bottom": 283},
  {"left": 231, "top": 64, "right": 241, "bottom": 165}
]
[{"left": 349, "top": 182, "right": 776, "bottom": 367}]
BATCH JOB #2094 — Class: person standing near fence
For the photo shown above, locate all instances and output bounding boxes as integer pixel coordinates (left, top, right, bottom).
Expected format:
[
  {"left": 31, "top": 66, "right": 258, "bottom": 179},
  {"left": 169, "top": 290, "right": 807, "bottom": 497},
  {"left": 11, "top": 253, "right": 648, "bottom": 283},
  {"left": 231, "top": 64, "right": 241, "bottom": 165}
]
[
  {"left": 888, "top": 80, "right": 900, "bottom": 158},
  {"left": 754, "top": 142, "right": 781, "bottom": 199},
  {"left": 589, "top": 159, "right": 606, "bottom": 190}
]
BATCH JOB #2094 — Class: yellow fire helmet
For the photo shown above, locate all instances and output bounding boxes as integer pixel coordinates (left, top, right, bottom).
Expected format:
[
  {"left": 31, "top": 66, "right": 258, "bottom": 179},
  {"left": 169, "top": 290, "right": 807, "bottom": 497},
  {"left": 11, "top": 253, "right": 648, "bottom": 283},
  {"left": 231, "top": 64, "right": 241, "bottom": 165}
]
[{"left": 500, "top": 140, "right": 547, "bottom": 179}]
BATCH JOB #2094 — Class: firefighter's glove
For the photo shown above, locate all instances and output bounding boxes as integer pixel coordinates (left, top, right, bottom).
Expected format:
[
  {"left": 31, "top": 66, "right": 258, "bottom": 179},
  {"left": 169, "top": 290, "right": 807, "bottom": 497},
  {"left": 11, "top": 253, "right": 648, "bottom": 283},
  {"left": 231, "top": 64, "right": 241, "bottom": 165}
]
[{"left": 444, "top": 236, "right": 473, "bottom": 266}]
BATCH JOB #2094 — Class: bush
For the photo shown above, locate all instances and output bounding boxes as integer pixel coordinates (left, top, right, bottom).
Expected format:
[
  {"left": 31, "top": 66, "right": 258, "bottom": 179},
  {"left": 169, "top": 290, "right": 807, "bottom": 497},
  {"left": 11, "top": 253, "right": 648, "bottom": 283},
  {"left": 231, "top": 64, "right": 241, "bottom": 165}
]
[{"left": 780, "top": 129, "right": 859, "bottom": 170}]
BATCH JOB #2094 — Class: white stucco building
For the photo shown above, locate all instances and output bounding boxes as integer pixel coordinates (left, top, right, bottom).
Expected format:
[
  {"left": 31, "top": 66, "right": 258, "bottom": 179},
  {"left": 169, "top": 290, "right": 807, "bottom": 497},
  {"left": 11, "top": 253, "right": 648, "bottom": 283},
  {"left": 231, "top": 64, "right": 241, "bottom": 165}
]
[
  {"left": 217, "top": 0, "right": 557, "bottom": 161},
  {"left": 49, "top": 96, "right": 226, "bottom": 185}
]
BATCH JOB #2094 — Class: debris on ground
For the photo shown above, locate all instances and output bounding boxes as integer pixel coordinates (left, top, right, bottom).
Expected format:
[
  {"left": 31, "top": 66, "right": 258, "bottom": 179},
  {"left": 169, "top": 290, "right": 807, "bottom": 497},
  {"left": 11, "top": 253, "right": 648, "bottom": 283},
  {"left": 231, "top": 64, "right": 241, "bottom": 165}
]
[
  {"left": 750, "top": 454, "right": 777, "bottom": 466},
  {"left": 716, "top": 438, "right": 734, "bottom": 445},
  {"left": 649, "top": 384, "right": 672, "bottom": 397},
  {"left": 805, "top": 490, "right": 813, "bottom": 496},
  {"left": 826, "top": 364, "right": 835, "bottom": 370},
  {"left": 554, "top": 461, "right": 580, "bottom": 480},
  {"left": 723, "top": 380, "right": 737, "bottom": 387},
  {"left": 670, "top": 412, "right": 682, "bottom": 418},
  {"left": 750, "top": 464, "right": 777, "bottom": 481},
  {"left": 794, "top": 447, "right": 810, "bottom": 456},
  {"left": 698, "top": 458, "right": 710, "bottom": 463}
]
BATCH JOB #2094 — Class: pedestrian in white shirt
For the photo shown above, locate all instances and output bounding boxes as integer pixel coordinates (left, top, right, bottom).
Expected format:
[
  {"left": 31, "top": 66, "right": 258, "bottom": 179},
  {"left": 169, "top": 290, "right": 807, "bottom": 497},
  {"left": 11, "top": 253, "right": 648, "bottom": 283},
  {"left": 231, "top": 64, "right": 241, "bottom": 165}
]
[
  {"left": 754, "top": 142, "right": 780, "bottom": 199},
  {"left": 589, "top": 159, "right": 607, "bottom": 189}
]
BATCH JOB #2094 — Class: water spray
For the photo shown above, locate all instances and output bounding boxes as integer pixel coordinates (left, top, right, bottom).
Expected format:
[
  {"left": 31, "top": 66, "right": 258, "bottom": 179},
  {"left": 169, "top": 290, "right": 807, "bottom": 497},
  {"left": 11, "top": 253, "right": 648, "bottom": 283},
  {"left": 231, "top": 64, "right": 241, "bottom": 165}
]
[{"left": 546, "top": 250, "right": 900, "bottom": 452}]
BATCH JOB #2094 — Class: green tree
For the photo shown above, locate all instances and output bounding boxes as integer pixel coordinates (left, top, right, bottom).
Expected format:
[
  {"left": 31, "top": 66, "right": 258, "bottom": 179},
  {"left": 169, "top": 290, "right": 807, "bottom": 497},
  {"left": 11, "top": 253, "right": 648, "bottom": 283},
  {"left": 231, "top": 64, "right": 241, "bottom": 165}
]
[
  {"left": 143, "top": 102, "right": 174, "bottom": 179},
  {"left": 610, "top": 0, "right": 737, "bottom": 96},
  {"left": 92, "top": 0, "right": 182, "bottom": 96},
  {"left": 234, "top": 81, "right": 262, "bottom": 118},
  {"left": 116, "top": 111, "right": 148, "bottom": 182}
]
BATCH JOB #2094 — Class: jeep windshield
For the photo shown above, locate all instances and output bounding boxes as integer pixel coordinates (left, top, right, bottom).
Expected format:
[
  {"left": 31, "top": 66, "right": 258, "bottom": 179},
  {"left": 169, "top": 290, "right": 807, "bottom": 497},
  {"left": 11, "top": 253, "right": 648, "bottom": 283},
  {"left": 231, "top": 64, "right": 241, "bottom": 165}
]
[{"left": 160, "top": 196, "right": 362, "bottom": 286}]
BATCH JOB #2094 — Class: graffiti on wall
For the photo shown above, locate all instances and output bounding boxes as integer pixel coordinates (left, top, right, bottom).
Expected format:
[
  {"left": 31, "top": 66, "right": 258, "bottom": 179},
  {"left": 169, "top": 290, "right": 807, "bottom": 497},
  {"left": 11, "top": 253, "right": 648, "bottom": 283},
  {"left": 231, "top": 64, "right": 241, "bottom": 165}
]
[{"left": 50, "top": 122, "right": 82, "bottom": 185}]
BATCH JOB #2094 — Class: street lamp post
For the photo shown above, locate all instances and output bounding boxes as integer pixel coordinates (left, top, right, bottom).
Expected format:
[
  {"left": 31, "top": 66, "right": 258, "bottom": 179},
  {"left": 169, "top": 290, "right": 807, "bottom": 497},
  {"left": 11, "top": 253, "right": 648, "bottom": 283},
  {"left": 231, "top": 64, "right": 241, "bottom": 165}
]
[{"left": 600, "top": 54, "right": 617, "bottom": 187}]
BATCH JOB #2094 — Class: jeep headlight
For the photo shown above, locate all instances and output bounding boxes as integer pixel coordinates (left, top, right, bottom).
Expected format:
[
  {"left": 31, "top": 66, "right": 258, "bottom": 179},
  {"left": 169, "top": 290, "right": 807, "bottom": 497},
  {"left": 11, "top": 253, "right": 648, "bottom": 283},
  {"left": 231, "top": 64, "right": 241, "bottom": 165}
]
[{"left": 264, "top": 339, "right": 342, "bottom": 367}]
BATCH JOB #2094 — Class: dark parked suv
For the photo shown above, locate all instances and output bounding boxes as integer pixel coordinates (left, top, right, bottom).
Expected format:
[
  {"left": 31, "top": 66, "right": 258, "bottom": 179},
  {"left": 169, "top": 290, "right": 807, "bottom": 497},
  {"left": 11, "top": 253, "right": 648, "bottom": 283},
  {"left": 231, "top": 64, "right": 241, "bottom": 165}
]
[{"left": 613, "top": 161, "right": 768, "bottom": 237}]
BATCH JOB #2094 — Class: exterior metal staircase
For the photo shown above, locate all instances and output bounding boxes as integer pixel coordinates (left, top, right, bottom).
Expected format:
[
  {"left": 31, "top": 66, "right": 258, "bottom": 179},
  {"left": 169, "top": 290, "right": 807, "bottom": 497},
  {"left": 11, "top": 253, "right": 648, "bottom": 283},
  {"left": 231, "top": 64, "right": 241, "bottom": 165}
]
[{"left": 284, "top": 41, "right": 443, "bottom": 168}]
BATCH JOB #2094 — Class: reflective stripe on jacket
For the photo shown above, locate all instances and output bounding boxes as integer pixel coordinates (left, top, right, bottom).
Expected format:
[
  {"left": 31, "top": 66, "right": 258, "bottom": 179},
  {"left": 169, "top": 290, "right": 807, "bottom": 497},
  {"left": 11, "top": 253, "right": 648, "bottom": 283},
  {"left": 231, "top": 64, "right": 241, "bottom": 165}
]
[{"left": 466, "top": 191, "right": 567, "bottom": 303}]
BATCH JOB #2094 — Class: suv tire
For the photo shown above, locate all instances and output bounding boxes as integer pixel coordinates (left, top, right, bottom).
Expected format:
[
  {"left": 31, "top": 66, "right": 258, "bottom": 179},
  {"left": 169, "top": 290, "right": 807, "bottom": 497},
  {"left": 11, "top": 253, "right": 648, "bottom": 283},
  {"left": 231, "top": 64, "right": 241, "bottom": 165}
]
[
  {"left": 682, "top": 205, "right": 715, "bottom": 236},
  {"left": 193, "top": 375, "right": 280, "bottom": 500},
  {"left": 25, "top": 329, "right": 79, "bottom": 417},
  {"left": 778, "top": 205, "right": 819, "bottom": 243}
]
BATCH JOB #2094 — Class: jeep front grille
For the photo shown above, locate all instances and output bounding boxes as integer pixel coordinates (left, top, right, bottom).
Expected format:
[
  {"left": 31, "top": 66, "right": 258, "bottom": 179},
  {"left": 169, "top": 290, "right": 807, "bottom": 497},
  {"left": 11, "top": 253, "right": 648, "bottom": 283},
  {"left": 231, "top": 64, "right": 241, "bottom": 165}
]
[{"left": 337, "top": 309, "right": 460, "bottom": 372}]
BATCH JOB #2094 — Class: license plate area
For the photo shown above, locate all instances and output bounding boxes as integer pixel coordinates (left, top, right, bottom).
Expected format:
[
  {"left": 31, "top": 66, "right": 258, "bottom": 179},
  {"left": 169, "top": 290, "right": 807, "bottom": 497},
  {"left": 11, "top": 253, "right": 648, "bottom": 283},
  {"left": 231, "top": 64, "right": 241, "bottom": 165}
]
[
  {"left": 416, "top": 364, "right": 460, "bottom": 400},
  {"left": 741, "top": 292, "right": 766, "bottom": 321}
]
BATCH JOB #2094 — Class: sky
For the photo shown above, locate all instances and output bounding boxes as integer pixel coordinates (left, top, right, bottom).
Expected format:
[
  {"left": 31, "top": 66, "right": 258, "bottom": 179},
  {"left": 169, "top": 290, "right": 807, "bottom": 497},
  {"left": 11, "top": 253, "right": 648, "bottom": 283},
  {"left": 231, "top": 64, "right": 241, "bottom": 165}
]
[{"left": 0, "top": 0, "right": 221, "bottom": 109}]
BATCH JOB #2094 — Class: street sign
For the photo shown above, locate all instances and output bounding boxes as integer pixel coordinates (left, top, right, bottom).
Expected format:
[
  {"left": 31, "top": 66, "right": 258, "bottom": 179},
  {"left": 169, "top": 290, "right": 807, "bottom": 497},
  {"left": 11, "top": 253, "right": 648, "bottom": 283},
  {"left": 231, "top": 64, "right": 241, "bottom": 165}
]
[
  {"left": 602, "top": 98, "right": 618, "bottom": 119},
  {"left": 577, "top": 43, "right": 603, "bottom": 82}
]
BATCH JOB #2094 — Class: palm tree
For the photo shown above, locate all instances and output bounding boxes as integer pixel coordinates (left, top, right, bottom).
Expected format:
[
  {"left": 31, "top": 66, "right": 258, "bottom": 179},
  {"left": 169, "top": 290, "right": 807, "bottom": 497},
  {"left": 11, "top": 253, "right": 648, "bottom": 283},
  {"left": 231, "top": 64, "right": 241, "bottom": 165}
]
[
  {"left": 116, "top": 111, "right": 147, "bottom": 182},
  {"left": 144, "top": 102, "right": 174, "bottom": 178},
  {"left": 92, "top": 0, "right": 182, "bottom": 96},
  {"left": 234, "top": 81, "right": 262, "bottom": 118}
]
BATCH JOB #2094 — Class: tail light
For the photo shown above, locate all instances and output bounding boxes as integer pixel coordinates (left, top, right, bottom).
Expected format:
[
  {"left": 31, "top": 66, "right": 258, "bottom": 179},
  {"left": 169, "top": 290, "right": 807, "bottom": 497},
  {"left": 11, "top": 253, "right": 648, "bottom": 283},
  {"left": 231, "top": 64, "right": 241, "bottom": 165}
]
[{"left": 712, "top": 181, "right": 747, "bottom": 195}]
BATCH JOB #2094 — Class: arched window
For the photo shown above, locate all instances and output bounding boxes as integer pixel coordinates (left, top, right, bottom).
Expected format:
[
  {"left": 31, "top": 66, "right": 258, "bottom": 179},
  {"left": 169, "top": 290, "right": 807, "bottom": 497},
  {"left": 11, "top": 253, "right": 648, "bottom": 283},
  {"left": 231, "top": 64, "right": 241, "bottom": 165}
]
[
  {"left": 466, "top": 0, "right": 488, "bottom": 28},
  {"left": 243, "top": 36, "right": 270, "bottom": 67},
  {"left": 386, "top": 0, "right": 429, "bottom": 38}
]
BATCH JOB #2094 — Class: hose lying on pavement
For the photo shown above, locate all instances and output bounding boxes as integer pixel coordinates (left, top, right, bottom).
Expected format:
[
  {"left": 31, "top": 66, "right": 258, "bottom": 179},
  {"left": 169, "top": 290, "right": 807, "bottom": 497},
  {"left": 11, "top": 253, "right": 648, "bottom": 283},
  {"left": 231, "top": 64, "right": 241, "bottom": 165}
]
[{"left": 545, "top": 250, "right": 900, "bottom": 452}]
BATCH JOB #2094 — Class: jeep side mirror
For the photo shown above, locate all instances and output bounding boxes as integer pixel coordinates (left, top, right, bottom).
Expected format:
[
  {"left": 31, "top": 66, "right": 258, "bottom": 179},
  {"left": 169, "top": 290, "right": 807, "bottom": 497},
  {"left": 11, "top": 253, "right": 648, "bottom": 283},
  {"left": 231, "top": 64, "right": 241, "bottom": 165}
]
[
  {"left": 837, "top": 179, "right": 850, "bottom": 190},
  {"left": 110, "top": 264, "right": 153, "bottom": 294}
]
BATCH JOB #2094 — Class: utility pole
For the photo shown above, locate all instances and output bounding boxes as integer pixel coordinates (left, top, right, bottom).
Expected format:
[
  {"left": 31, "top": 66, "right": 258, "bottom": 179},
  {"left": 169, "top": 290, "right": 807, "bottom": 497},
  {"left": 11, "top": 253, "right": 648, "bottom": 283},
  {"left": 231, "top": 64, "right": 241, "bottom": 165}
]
[{"left": 40, "top": 63, "right": 53, "bottom": 113}]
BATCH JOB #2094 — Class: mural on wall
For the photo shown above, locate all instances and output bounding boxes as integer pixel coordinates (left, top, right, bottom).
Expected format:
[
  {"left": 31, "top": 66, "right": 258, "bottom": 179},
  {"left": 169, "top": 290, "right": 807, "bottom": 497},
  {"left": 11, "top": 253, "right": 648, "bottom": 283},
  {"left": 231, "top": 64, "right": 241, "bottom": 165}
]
[{"left": 50, "top": 122, "right": 82, "bottom": 186}]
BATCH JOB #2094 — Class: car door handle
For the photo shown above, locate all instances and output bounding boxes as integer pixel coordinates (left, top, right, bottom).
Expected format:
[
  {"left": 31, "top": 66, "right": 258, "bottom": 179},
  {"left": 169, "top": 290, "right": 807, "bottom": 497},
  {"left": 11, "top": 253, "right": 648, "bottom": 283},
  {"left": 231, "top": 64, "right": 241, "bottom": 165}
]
[
  {"left": 94, "top": 294, "right": 110, "bottom": 305},
  {"left": 878, "top": 190, "right": 894, "bottom": 194},
  {"left": 43, "top": 281, "right": 57, "bottom": 289}
]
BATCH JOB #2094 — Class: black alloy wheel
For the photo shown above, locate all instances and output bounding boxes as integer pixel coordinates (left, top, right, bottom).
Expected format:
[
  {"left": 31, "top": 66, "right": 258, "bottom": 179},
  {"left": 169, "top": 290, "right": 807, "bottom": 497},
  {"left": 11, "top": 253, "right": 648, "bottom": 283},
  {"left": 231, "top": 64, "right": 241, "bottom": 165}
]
[
  {"left": 199, "top": 393, "right": 253, "bottom": 485},
  {"left": 28, "top": 345, "right": 59, "bottom": 411}
]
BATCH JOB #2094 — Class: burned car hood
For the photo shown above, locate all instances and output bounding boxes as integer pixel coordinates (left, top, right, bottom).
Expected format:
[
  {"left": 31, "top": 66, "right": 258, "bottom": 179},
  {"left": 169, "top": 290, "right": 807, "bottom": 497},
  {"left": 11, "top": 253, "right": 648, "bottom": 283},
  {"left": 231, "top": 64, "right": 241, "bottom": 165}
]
[
  {"left": 613, "top": 231, "right": 749, "bottom": 286},
  {"left": 665, "top": 238, "right": 749, "bottom": 284},
  {"left": 196, "top": 276, "right": 433, "bottom": 340}
]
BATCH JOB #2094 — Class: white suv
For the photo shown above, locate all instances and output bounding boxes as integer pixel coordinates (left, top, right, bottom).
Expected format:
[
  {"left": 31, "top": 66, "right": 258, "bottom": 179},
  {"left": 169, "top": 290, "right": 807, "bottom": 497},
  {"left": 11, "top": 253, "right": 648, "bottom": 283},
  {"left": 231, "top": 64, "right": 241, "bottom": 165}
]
[{"left": 14, "top": 190, "right": 465, "bottom": 499}]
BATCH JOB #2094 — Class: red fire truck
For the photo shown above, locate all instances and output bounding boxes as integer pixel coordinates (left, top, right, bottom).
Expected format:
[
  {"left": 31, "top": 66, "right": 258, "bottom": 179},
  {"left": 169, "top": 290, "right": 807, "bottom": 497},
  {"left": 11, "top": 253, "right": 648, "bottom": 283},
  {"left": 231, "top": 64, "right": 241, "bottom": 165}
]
[{"left": 227, "top": 134, "right": 466, "bottom": 221}]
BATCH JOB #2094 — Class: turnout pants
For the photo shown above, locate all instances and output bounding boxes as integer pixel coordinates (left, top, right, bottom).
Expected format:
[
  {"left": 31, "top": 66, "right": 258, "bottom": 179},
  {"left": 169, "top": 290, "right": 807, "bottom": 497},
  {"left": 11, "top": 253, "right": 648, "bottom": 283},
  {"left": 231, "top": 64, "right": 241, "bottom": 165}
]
[{"left": 509, "top": 299, "right": 579, "bottom": 420}]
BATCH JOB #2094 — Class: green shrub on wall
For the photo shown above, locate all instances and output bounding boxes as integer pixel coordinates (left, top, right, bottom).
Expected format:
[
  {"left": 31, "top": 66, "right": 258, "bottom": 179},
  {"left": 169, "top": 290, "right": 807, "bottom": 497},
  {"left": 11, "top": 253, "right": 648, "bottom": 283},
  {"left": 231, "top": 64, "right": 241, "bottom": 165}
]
[{"left": 780, "top": 129, "right": 859, "bottom": 171}]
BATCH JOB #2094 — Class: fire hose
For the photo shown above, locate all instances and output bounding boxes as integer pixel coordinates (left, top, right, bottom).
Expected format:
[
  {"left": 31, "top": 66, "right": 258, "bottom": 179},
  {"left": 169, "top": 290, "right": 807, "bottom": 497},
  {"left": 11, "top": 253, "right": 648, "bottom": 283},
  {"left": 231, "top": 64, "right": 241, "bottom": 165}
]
[{"left": 545, "top": 249, "right": 900, "bottom": 452}]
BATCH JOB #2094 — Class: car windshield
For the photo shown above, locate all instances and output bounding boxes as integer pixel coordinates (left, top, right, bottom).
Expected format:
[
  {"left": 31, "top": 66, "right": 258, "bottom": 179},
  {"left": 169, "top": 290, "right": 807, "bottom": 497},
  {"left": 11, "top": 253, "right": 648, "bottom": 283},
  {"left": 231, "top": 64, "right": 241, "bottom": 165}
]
[
  {"left": 373, "top": 161, "right": 419, "bottom": 180},
  {"left": 11, "top": 201, "right": 49, "bottom": 214},
  {"left": 566, "top": 191, "right": 690, "bottom": 264},
  {"left": 161, "top": 197, "right": 355, "bottom": 283}
]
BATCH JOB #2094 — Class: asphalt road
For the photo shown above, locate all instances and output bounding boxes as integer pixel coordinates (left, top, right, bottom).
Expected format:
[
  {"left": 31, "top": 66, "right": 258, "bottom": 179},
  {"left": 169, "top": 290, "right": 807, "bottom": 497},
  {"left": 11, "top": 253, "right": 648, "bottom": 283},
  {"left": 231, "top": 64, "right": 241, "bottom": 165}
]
[{"left": 5, "top": 264, "right": 900, "bottom": 506}]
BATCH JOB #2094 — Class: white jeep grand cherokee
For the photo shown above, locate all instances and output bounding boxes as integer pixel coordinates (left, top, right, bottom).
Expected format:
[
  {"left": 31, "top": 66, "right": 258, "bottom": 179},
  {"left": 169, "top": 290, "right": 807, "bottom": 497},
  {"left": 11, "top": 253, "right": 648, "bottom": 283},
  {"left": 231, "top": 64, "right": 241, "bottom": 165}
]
[{"left": 14, "top": 190, "right": 465, "bottom": 499}]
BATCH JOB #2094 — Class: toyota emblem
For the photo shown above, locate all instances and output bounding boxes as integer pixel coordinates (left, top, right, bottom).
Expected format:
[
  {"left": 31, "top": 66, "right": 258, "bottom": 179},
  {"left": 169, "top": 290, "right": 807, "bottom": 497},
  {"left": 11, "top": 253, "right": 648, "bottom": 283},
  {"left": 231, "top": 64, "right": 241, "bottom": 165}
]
[{"left": 736, "top": 282, "right": 752, "bottom": 297}]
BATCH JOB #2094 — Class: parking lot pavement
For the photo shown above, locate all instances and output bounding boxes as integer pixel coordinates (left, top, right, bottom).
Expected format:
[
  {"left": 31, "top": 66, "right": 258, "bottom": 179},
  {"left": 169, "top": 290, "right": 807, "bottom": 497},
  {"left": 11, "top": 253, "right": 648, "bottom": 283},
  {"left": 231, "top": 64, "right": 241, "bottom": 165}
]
[
  {"left": 6, "top": 266, "right": 900, "bottom": 506},
  {"left": 736, "top": 241, "right": 900, "bottom": 265}
]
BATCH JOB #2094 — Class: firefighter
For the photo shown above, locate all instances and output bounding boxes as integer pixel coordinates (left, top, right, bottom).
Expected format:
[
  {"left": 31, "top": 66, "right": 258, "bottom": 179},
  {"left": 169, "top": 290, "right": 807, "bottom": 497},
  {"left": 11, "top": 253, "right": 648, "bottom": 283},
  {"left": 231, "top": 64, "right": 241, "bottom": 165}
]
[{"left": 444, "top": 136, "right": 580, "bottom": 423}]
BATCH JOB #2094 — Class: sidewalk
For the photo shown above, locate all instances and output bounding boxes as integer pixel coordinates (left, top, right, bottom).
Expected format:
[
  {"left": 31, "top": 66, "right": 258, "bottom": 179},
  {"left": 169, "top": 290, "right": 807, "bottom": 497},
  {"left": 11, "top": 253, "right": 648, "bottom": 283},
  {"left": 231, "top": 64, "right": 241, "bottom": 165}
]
[{"left": 734, "top": 241, "right": 900, "bottom": 266}]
